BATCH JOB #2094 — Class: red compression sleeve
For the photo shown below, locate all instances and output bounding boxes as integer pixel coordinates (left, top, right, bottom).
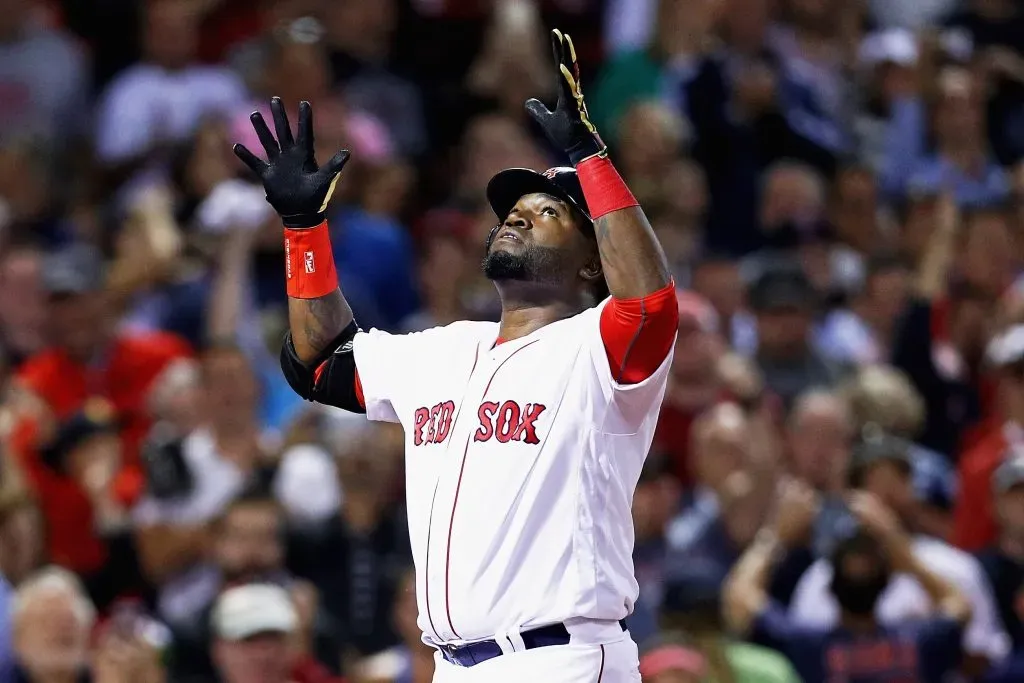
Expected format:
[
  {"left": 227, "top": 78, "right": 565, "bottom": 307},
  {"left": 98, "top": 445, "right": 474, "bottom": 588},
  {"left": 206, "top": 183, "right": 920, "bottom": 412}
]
[
  {"left": 600, "top": 281, "right": 679, "bottom": 385},
  {"left": 284, "top": 222, "right": 338, "bottom": 299},
  {"left": 576, "top": 155, "right": 639, "bottom": 220}
]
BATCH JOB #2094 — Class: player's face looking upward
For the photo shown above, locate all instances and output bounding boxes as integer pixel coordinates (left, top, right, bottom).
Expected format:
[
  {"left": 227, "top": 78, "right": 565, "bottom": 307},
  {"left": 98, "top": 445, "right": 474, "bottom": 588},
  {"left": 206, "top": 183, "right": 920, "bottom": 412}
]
[{"left": 483, "top": 192, "right": 599, "bottom": 292}]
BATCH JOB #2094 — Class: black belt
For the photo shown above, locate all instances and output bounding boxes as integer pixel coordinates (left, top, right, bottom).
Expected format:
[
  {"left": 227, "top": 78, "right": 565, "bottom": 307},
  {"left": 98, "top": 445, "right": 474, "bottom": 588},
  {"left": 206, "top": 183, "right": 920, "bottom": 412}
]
[{"left": 438, "top": 620, "right": 627, "bottom": 667}]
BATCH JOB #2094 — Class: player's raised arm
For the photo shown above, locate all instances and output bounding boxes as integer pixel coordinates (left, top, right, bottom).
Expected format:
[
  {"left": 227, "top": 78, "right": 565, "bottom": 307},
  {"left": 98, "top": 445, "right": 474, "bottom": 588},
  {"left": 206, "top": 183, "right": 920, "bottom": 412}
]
[
  {"left": 234, "top": 98, "right": 365, "bottom": 413},
  {"left": 526, "top": 31, "right": 670, "bottom": 299},
  {"left": 527, "top": 31, "right": 677, "bottom": 385}
]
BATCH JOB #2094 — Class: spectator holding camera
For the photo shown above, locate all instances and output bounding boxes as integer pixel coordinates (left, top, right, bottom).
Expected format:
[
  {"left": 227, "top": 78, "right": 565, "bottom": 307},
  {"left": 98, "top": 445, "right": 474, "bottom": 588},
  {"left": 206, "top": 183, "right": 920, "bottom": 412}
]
[
  {"left": 132, "top": 343, "right": 273, "bottom": 593},
  {"left": 789, "top": 430, "right": 1009, "bottom": 673},
  {"left": 132, "top": 342, "right": 337, "bottom": 603},
  {"left": 975, "top": 456, "right": 1024, "bottom": 681},
  {"left": 723, "top": 483, "right": 971, "bottom": 682}
]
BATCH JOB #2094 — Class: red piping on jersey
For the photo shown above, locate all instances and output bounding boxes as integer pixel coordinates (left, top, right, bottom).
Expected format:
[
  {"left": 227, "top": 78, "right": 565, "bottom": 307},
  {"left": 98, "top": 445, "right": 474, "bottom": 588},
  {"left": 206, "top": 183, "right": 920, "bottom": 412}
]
[
  {"left": 427, "top": 346, "right": 479, "bottom": 642},
  {"left": 423, "top": 480, "right": 442, "bottom": 641},
  {"left": 443, "top": 439, "right": 470, "bottom": 639},
  {"left": 597, "top": 644, "right": 606, "bottom": 682},
  {"left": 442, "top": 340, "right": 538, "bottom": 640}
]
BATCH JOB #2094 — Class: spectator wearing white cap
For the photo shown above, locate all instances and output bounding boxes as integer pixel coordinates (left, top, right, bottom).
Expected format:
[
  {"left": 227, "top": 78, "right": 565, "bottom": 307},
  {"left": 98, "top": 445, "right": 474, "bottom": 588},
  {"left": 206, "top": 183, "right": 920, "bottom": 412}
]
[
  {"left": 851, "top": 29, "right": 928, "bottom": 196},
  {"left": 211, "top": 583, "right": 298, "bottom": 683},
  {"left": 160, "top": 491, "right": 341, "bottom": 683}
]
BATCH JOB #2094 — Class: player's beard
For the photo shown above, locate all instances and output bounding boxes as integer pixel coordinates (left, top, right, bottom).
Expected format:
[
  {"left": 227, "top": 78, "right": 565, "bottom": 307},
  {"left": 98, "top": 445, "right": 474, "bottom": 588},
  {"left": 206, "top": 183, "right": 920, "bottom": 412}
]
[{"left": 482, "top": 243, "right": 563, "bottom": 283}]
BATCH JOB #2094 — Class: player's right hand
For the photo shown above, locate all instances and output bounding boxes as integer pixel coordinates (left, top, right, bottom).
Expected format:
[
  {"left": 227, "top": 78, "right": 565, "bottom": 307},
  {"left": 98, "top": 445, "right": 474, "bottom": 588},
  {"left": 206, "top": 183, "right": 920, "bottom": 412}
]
[{"left": 233, "top": 97, "right": 350, "bottom": 229}]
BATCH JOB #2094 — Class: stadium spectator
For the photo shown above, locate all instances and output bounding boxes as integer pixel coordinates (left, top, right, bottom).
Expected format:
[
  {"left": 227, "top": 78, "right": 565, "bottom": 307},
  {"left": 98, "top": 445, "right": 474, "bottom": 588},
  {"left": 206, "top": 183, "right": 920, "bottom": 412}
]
[
  {"left": 976, "top": 456, "right": 1024, "bottom": 681},
  {"left": 131, "top": 342, "right": 282, "bottom": 590},
  {"left": 902, "top": 67, "right": 1009, "bottom": 207},
  {"left": 839, "top": 364, "right": 957, "bottom": 536},
  {"left": 12, "top": 240, "right": 193, "bottom": 513},
  {"left": 783, "top": 388, "right": 853, "bottom": 555},
  {"left": 0, "top": 240, "right": 45, "bottom": 369},
  {"left": 746, "top": 262, "right": 840, "bottom": 407},
  {"left": 290, "top": 420, "right": 409, "bottom": 662},
  {"left": 664, "top": 403, "right": 777, "bottom": 591},
  {"left": 816, "top": 254, "right": 912, "bottom": 366},
  {"left": 93, "top": 0, "right": 248, "bottom": 185},
  {"left": 891, "top": 193, "right": 995, "bottom": 457},
  {"left": 211, "top": 582, "right": 342, "bottom": 683},
  {"left": 0, "top": 0, "right": 89, "bottom": 149},
  {"left": 956, "top": 324, "right": 1024, "bottom": 551},
  {"left": 165, "top": 490, "right": 338, "bottom": 681},
  {"left": 11, "top": 567, "right": 95, "bottom": 683},
  {"left": 0, "top": 492, "right": 44, "bottom": 589},
  {"left": 789, "top": 430, "right": 1010, "bottom": 672},
  {"left": 652, "top": 290, "right": 723, "bottom": 488},
  {"left": 321, "top": 0, "right": 427, "bottom": 157},
  {"left": 689, "top": 254, "right": 754, "bottom": 352},
  {"left": 724, "top": 485, "right": 972, "bottom": 683}
]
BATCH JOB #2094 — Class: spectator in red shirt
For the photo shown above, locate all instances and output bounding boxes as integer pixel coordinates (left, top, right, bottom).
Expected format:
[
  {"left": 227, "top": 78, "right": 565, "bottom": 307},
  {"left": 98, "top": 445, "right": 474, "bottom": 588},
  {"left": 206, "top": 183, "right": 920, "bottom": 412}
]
[
  {"left": 10, "top": 244, "right": 194, "bottom": 587},
  {"left": 955, "top": 324, "right": 1024, "bottom": 551}
]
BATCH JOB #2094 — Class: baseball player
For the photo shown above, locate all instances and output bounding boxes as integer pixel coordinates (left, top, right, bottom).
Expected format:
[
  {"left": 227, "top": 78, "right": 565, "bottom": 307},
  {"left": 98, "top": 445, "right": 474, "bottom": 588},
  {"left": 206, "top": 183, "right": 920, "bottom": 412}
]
[{"left": 234, "top": 30, "right": 678, "bottom": 683}]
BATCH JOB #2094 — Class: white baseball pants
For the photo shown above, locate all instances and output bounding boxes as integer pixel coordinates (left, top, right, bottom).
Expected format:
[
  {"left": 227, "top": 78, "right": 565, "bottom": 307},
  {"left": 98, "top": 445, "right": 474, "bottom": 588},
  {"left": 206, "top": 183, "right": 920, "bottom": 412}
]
[{"left": 431, "top": 634, "right": 641, "bottom": 683}]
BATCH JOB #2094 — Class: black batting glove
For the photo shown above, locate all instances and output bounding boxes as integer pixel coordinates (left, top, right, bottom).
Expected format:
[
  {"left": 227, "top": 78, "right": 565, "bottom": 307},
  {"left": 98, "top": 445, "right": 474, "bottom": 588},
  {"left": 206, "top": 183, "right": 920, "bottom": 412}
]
[
  {"left": 526, "top": 29, "right": 607, "bottom": 166},
  {"left": 233, "top": 97, "right": 351, "bottom": 229}
]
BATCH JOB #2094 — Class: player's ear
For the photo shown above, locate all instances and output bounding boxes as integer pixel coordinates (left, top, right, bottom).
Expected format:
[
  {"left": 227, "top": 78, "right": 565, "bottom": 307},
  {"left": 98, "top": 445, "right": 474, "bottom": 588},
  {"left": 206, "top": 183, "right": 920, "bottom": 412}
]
[{"left": 579, "top": 257, "right": 602, "bottom": 283}]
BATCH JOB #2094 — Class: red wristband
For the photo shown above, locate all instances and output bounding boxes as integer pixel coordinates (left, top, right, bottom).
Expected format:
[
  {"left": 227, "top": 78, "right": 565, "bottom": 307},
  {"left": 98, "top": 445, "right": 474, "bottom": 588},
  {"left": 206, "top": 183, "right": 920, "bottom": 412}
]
[
  {"left": 576, "top": 155, "right": 639, "bottom": 221},
  {"left": 284, "top": 222, "right": 339, "bottom": 299}
]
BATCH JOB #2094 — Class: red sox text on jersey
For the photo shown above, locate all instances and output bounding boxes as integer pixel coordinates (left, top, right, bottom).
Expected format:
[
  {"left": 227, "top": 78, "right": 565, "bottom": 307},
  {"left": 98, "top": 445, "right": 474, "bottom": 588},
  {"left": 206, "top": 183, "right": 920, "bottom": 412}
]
[{"left": 413, "top": 400, "right": 548, "bottom": 446}]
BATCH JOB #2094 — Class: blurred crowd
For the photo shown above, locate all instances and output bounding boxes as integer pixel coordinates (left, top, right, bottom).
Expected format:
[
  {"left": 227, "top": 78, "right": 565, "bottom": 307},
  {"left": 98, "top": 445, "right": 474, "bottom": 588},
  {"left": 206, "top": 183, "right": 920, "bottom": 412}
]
[{"left": 6, "top": 0, "right": 1024, "bottom": 681}]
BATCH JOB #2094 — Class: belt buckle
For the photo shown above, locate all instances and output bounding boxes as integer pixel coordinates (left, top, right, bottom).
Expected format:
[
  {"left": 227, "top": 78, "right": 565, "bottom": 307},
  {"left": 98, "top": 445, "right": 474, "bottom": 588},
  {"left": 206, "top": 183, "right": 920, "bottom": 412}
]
[{"left": 441, "top": 643, "right": 461, "bottom": 666}]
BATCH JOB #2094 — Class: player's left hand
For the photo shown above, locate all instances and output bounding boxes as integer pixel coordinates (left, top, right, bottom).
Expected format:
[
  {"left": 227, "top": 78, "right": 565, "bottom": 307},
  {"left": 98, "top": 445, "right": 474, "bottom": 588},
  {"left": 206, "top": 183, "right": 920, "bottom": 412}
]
[{"left": 526, "top": 29, "right": 606, "bottom": 165}]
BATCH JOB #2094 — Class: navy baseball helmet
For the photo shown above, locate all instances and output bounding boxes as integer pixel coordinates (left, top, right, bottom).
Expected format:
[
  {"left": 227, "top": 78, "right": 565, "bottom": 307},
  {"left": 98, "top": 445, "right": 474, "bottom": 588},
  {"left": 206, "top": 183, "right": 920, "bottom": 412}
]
[{"left": 486, "top": 167, "right": 593, "bottom": 228}]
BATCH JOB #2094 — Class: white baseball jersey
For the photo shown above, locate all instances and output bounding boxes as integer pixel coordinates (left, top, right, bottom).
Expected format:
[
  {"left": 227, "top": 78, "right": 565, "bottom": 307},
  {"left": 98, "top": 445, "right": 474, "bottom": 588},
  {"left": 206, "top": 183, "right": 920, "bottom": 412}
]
[{"left": 352, "top": 299, "right": 673, "bottom": 646}]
